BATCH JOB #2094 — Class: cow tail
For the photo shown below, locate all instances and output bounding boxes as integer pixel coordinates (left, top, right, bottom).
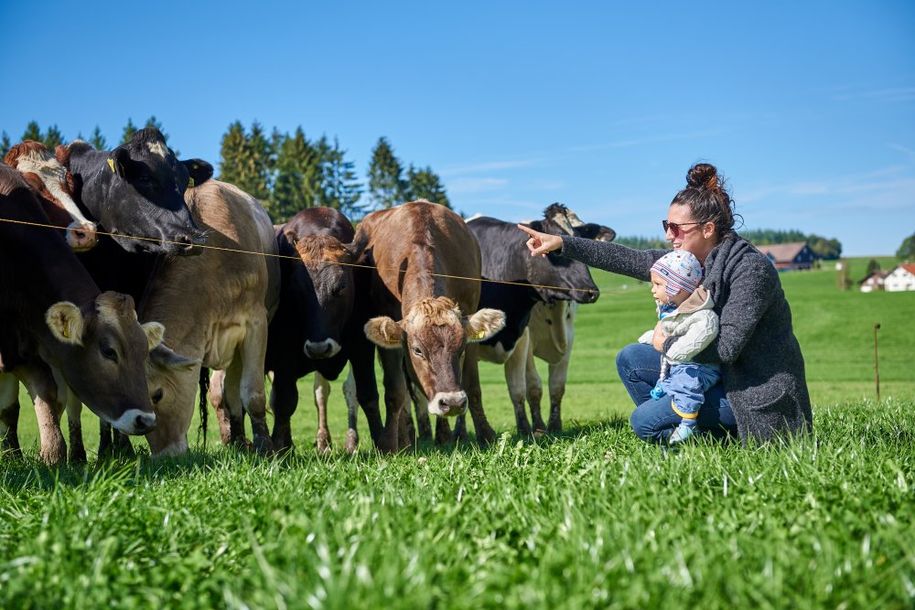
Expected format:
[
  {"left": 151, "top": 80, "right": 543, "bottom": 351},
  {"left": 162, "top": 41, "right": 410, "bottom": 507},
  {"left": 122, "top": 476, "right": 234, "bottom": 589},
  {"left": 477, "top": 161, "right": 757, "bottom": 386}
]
[{"left": 198, "top": 367, "right": 209, "bottom": 451}]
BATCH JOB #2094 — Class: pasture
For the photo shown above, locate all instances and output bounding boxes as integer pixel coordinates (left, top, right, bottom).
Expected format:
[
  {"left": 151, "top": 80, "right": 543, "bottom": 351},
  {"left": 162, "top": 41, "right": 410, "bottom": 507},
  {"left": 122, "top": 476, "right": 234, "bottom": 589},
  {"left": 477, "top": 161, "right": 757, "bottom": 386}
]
[{"left": 2, "top": 257, "right": 914, "bottom": 608}]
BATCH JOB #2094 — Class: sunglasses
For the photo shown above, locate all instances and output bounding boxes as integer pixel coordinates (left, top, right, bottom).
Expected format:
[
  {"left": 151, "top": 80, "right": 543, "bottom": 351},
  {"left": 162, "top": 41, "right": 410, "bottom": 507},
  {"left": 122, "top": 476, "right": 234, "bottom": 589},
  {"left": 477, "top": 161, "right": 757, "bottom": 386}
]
[{"left": 662, "top": 220, "right": 702, "bottom": 235}]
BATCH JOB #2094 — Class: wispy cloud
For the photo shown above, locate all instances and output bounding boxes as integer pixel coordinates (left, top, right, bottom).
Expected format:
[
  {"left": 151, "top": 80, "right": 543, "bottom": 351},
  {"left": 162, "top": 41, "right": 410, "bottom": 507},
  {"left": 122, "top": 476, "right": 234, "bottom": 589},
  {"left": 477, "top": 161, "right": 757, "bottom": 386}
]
[
  {"left": 889, "top": 143, "right": 915, "bottom": 164},
  {"left": 567, "top": 130, "right": 720, "bottom": 153},
  {"left": 440, "top": 158, "right": 540, "bottom": 177},
  {"left": 448, "top": 177, "right": 510, "bottom": 195},
  {"left": 831, "top": 86, "right": 915, "bottom": 103}
]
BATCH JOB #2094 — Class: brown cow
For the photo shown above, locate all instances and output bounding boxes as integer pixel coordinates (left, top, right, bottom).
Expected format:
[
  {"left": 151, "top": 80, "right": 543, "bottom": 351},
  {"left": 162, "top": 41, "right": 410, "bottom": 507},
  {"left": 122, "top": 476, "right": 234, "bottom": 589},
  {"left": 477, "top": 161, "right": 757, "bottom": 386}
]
[
  {"left": 141, "top": 180, "right": 280, "bottom": 456},
  {"left": 0, "top": 164, "right": 163, "bottom": 464},
  {"left": 354, "top": 200, "right": 505, "bottom": 451},
  {"left": 4, "top": 141, "right": 97, "bottom": 251}
]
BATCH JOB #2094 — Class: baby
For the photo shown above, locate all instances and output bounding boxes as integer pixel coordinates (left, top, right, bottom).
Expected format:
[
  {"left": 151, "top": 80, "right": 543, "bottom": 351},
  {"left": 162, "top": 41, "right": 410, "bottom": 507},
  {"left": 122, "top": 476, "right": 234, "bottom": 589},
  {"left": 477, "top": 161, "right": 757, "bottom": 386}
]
[{"left": 638, "top": 250, "right": 721, "bottom": 444}]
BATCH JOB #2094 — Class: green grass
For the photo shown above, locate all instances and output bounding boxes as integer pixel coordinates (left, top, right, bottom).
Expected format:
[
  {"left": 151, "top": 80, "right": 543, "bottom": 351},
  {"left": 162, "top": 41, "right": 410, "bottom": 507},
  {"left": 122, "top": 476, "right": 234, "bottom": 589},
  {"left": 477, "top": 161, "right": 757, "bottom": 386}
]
[{"left": 2, "top": 256, "right": 914, "bottom": 608}]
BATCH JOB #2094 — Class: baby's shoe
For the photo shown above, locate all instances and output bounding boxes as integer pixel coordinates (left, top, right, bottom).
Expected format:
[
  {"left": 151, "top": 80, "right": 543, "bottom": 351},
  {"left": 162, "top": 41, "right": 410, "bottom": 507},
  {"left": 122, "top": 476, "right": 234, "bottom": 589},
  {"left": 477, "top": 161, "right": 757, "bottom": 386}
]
[{"left": 668, "top": 422, "right": 697, "bottom": 445}]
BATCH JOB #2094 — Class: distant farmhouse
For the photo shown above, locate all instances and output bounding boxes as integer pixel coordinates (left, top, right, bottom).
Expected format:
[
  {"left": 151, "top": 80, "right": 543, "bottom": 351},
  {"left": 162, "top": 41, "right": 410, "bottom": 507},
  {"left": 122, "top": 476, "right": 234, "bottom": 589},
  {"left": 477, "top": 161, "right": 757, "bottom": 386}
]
[
  {"left": 859, "top": 270, "right": 888, "bottom": 293},
  {"left": 885, "top": 264, "right": 915, "bottom": 292},
  {"left": 756, "top": 242, "right": 818, "bottom": 271}
]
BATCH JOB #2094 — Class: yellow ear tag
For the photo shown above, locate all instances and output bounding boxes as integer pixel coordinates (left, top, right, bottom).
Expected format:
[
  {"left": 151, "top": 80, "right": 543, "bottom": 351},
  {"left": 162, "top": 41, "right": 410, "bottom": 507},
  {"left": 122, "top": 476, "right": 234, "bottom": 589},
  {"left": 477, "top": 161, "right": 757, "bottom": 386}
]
[
  {"left": 61, "top": 325, "right": 69, "bottom": 339},
  {"left": 473, "top": 329, "right": 486, "bottom": 340},
  {"left": 187, "top": 177, "right": 195, "bottom": 188},
  {"left": 107, "top": 158, "right": 116, "bottom": 173}
]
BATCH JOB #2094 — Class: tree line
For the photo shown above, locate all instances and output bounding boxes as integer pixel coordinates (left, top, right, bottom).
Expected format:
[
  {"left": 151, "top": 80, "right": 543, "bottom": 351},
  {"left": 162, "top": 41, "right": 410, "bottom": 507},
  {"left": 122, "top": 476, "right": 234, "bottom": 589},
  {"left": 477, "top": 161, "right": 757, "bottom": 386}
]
[{"left": 1, "top": 120, "right": 450, "bottom": 224}]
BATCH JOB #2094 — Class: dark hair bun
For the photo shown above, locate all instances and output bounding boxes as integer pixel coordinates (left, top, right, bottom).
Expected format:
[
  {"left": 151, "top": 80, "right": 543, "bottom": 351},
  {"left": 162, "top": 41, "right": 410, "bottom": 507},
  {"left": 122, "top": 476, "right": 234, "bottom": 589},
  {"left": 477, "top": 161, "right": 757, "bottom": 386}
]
[{"left": 686, "top": 163, "right": 718, "bottom": 191}]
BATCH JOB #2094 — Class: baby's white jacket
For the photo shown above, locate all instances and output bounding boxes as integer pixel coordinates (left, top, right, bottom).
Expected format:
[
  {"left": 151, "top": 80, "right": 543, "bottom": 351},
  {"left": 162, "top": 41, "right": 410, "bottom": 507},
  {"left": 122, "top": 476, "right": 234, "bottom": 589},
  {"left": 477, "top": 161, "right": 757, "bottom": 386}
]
[{"left": 638, "top": 286, "right": 720, "bottom": 369}]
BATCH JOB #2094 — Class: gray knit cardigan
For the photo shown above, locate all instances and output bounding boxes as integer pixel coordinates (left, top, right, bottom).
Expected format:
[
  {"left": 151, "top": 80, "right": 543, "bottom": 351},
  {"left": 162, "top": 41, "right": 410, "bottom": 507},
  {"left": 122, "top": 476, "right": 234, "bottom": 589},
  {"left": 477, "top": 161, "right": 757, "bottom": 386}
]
[{"left": 560, "top": 233, "right": 812, "bottom": 443}]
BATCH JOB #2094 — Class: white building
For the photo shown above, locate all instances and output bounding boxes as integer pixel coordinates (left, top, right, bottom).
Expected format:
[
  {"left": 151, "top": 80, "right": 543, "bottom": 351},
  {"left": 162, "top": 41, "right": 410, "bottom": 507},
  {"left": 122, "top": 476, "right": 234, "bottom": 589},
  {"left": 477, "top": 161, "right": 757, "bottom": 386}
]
[
  {"left": 885, "top": 264, "right": 915, "bottom": 292},
  {"left": 859, "top": 271, "right": 888, "bottom": 293}
]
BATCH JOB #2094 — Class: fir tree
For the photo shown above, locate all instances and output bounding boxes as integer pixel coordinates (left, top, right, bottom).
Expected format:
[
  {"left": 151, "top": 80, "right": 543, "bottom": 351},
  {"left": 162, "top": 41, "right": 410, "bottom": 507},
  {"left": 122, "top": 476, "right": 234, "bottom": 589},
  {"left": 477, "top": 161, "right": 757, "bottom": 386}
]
[
  {"left": 43, "top": 125, "right": 64, "bottom": 149},
  {"left": 22, "top": 121, "right": 42, "bottom": 142},
  {"left": 404, "top": 165, "right": 450, "bottom": 208},
  {"left": 1, "top": 131, "right": 10, "bottom": 156},
  {"left": 319, "top": 137, "right": 364, "bottom": 218},
  {"left": 89, "top": 126, "right": 107, "bottom": 150},
  {"left": 216, "top": 120, "right": 273, "bottom": 203},
  {"left": 219, "top": 121, "right": 247, "bottom": 183},
  {"left": 271, "top": 127, "right": 323, "bottom": 222},
  {"left": 121, "top": 118, "right": 138, "bottom": 144},
  {"left": 367, "top": 137, "right": 407, "bottom": 209}
]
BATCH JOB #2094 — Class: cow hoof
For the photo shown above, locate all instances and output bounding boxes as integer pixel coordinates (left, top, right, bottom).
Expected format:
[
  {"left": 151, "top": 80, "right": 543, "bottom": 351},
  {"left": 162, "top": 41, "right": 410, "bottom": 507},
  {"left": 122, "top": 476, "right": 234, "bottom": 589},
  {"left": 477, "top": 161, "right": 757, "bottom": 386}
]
[
  {"left": 547, "top": 418, "right": 562, "bottom": 433},
  {"left": 69, "top": 446, "right": 88, "bottom": 464},
  {"left": 476, "top": 427, "right": 497, "bottom": 447},
  {"left": 40, "top": 447, "right": 67, "bottom": 466},
  {"left": 344, "top": 430, "right": 358, "bottom": 454},
  {"left": 253, "top": 434, "right": 274, "bottom": 455},
  {"left": 315, "top": 430, "right": 332, "bottom": 454}
]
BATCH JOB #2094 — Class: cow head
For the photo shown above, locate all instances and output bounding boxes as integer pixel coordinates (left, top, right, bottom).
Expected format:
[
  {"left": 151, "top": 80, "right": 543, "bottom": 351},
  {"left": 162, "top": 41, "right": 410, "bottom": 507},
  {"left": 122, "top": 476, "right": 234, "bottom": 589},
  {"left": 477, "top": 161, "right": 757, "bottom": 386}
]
[
  {"left": 43, "top": 291, "right": 163, "bottom": 435},
  {"left": 58, "top": 128, "right": 213, "bottom": 256},
  {"left": 573, "top": 222, "right": 616, "bottom": 243},
  {"left": 143, "top": 341, "right": 201, "bottom": 457},
  {"left": 364, "top": 296, "right": 505, "bottom": 416},
  {"left": 286, "top": 232, "right": 356, "bottom": 359},
  {"left": 4, "top": 141, "right": 97, "bottom": 251},
  {"left": 522, "top": 204, "right": 599, "bottom": 305}
]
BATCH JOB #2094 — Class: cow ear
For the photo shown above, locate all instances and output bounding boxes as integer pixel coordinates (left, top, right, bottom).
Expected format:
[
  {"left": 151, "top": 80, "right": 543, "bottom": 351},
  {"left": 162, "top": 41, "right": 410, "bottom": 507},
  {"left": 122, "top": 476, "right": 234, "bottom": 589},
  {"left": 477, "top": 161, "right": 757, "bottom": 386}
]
[
  {"left": 141, "top": 321, "right": 166, "bottom": 351},
  {"left": 463, "top": 308, "right": 506, "bottom": 343},
  {"left": 46, "top": 302, "right": 85, "bottom": 346},
  {"left": 108, "top": 146, "right": 131, "bottom": 178},
  {"left": 180, "top": 159, "right": 213, "bottom": 187},
  {"left": 364, "top": 316, "right": 403, "bottom": 349},
  {"left": 149, "top": 343, "right": 199, "bottom": 371}
]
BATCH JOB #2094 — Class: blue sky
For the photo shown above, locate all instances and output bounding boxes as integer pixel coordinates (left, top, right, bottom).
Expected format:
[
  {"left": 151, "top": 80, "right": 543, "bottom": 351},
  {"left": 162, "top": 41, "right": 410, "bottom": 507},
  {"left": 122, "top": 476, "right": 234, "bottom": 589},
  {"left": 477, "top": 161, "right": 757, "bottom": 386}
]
[{"left": 1, "top": 1, "right": 913, "bottom": 256}]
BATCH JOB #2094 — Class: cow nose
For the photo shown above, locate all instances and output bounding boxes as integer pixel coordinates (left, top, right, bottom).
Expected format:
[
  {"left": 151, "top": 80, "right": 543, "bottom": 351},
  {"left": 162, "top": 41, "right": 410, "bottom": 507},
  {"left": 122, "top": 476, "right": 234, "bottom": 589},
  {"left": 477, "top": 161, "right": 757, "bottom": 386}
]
[
  {"left": 304, "top": 339, "right": 341, "bottom": 359},
  {"left": 134, "top": 412, "right": 157, "bottom": 434},
  {"left": 437, "top": 393, "right": 467, "bottom": 415}
]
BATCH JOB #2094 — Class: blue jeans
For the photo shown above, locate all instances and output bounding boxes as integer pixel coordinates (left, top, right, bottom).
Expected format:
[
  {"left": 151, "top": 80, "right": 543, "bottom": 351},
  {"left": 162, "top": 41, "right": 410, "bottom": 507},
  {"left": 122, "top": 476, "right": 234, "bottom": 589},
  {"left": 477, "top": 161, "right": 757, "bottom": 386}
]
[{"left": 616, "top": 343, "right": 738, "bottom": 444}]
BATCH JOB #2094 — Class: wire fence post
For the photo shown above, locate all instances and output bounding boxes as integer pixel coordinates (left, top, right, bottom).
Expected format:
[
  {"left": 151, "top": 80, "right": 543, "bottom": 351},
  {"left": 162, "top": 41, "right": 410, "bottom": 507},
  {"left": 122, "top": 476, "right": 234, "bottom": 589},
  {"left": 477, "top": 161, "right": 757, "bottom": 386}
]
[{"left": 873, "top": 323, "right": 881, "bottom": 403}]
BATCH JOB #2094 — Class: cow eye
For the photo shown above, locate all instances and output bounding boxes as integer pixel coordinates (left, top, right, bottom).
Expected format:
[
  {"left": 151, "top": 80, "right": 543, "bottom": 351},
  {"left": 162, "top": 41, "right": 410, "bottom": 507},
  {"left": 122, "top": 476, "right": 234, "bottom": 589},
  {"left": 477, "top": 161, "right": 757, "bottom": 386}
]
[
  {"left": 151, "top": 388, "right": 164, "bottom": 404},
  {"left": 411, "top": 346, "right": 425, "bottom": 359},
  {"left": 545, "top": 319, "right": 553, "bottom": 325},
  {"left": 100, "top": 345, "right": 119, "bottom": 363}
]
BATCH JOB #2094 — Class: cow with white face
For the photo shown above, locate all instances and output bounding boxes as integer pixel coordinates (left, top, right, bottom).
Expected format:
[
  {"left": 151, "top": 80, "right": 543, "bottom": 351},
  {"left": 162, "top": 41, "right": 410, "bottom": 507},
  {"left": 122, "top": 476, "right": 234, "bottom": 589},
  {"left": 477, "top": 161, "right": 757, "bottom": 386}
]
[{"left": 354, "top": 201, "right": 505, "bottom": 451}]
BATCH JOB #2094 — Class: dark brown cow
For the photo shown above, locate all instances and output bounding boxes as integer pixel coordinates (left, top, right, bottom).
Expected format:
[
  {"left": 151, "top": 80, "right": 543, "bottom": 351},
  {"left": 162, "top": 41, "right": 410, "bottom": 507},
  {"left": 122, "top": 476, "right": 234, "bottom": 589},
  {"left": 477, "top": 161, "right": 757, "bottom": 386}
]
[
  {"left": 0, "top": 164, "right": 164, "bottom": 464},
  {"left": 354, "top": 200, "right": 505, "bottom": 451}
]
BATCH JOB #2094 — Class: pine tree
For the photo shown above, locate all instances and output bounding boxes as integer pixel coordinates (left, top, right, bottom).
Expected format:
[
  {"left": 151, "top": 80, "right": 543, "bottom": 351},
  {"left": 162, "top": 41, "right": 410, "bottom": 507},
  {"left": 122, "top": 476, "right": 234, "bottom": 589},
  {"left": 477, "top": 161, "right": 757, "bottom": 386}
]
[
  {"left": 1, "top": 131, "right": 10, "bottom": 155},
  {"left": 219, "top": 121, "right": 247, "bottom": 183},
  {"left": 319, "top": 137, "right": 364, "bottom": 218},
  {"left": 217, "top": 120, "right": 274, "bottom": 203},
  {"left": 404, "top": 165, "right": 451, "bottom": 208},
  {"left": 271, "top": 127, "right": 324, "bottom": 222},
  {"left": 121, "top": 118, "right": 138, "bottom": 144},
  {"left": 89, "top": 126, "right": 107, "bottom": 150},
  {"left": 367, "top": 137, "right": 407, "bottom": 209},
  {"left": 22, "top": 121, "right": 42, "bottom": 142},
  {"left": 43, "top": 125, "right": 64, "bottom": 149}
]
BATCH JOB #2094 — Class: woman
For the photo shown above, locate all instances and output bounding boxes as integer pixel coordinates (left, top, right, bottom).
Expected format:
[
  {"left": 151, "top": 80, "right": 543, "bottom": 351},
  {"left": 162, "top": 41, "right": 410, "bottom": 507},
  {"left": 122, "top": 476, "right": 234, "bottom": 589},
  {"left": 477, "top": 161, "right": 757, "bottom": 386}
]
[{"left": 517, "top": 163, "right": 812, "bottom": 444}]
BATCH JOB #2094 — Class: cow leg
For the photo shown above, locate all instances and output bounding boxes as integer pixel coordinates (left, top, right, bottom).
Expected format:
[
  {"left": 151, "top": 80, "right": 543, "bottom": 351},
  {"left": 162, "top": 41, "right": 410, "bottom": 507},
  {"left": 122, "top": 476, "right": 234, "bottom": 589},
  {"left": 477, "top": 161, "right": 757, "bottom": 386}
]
[
  {"left": 208, "top": 369, "right": 242, "bottom": 446},
  {"left": 378, "top": 348, "right": 407, "bottom": 453},
  {"left": 98, "top": 420, "right": 114, "bottom": 458},
  {"left": 434, "top": 416, "right": 452, "bottom": 445},
  {"left": 524, "top": 342, "right": 548, "bottom": 433},
  {"left": 409, "top": 382, "right": 432, "bottom": 443},
  {"left": 270, "top": 373, "right": 298, "bottom": 453},
  {"left": 462, "top": 344, "right": 497, "bottom": 446},
  {"left": 0, "top": 373, "right": 22, "bottom": 457},
  {"left": 351, "top": 344, "right": 384, "bottom": 450},
  {"left": 64, "top": 392, "right": 87, "bottom": 464},
  {"left": 314, "top": 373, "right": 332, "bottom": 453},
  {"left": 452, "top": 414, "right": 468, "bottom": 444},
  {"left": 504, "top": 330, "right": 533, "bottom": 437},
  {"left": 19, "top": 365, "right": 66, "bottom": 465},
  {"left": 342, "top": 370, "right": 360, "bottom": 454},
  {"left": 547, "top": 349, "right": 572, "bottom": 433},
  {"left": 236, "top": 313, "right": 273, "bottom": 454}
]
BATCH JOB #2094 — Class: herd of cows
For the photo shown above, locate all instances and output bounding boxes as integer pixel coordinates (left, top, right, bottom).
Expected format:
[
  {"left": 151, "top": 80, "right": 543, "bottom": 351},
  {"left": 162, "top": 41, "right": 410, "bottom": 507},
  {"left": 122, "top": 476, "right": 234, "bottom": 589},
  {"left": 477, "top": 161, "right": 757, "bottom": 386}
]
[{"left": 0, "top": 128, "right": 616, "bottom": 464}]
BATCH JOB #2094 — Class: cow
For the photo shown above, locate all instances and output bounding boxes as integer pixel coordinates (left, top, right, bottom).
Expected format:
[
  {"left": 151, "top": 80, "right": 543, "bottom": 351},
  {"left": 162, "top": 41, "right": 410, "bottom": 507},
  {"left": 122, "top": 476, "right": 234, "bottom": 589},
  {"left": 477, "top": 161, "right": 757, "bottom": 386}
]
[
  {"left": 0, "top": 164, "right": 165, "bottom": 464},
  {"left": 353, "top": 200, "right": 506, "bottom": 452},
  {"left": 56, "top": 128, "right": 212, "bottom": 255},
  {"left": 454, "top": 203, "right": 600, "bottom": 437},
  {"left": 522, "top": 219, "right": 616, "bottom": 433},
  {"left": 4, "top": 141, "right": 97, "bottom": 251},
  {"left": 141, "top": 179, "right": 280, "bottom": 456}
]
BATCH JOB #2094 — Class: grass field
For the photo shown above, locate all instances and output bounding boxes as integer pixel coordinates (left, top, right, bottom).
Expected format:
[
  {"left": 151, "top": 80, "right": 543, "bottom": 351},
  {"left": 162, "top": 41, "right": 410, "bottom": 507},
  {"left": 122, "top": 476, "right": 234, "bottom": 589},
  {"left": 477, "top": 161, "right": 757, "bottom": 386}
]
[{"left": 2, "top": 256, "right": 914, "bottom": 608}]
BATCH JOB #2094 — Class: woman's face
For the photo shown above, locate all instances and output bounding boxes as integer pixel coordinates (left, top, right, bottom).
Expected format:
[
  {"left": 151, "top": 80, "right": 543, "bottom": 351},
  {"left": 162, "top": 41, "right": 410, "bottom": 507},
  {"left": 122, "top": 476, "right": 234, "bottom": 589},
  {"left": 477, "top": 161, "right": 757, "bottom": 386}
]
[{"left": 665, "top": 204, "right": 717, "bottom": 262}]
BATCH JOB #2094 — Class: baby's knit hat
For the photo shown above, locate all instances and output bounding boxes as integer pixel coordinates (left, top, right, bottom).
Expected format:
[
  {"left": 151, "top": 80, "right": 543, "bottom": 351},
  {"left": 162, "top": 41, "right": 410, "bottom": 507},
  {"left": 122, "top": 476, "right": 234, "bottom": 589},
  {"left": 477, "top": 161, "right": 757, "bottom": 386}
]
[{"left": 650, "top": 250, "right": 703, "bottom": 297}]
